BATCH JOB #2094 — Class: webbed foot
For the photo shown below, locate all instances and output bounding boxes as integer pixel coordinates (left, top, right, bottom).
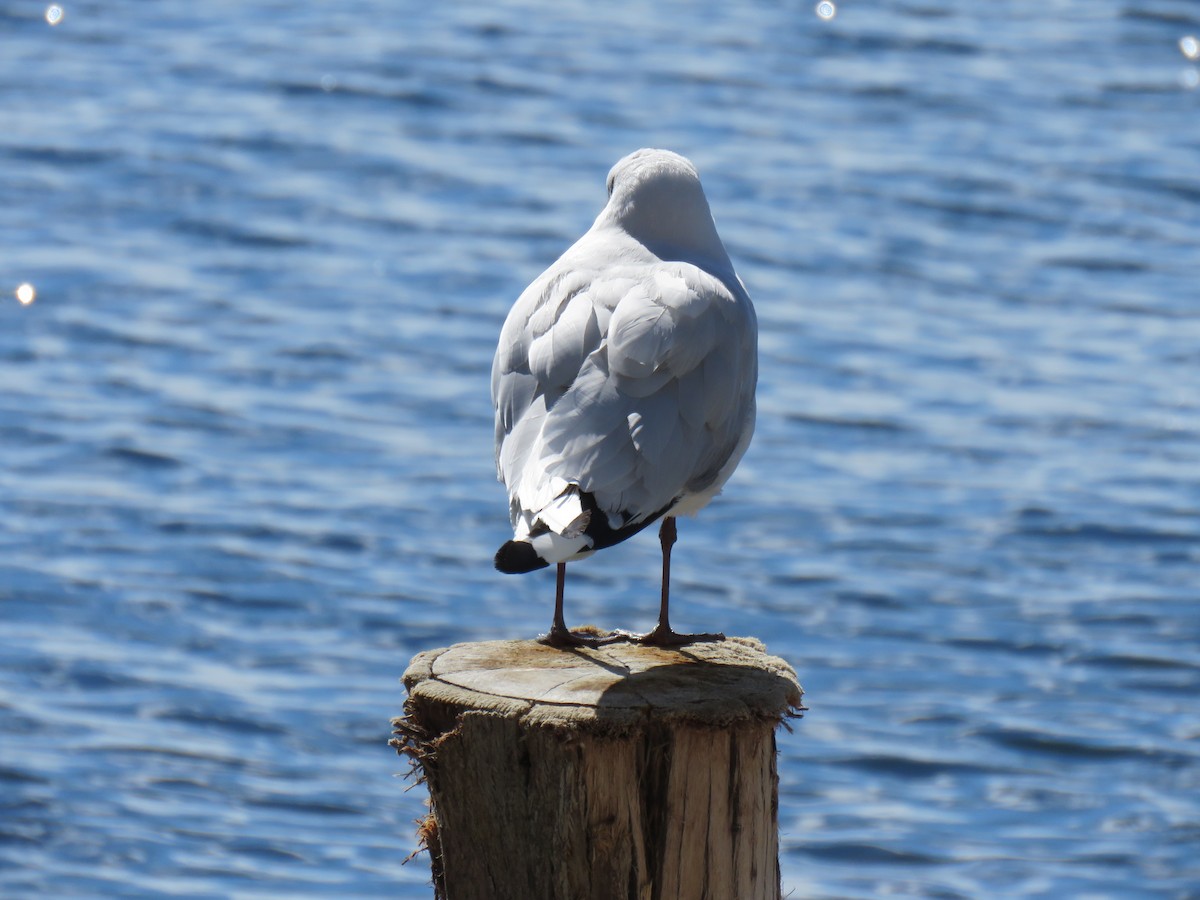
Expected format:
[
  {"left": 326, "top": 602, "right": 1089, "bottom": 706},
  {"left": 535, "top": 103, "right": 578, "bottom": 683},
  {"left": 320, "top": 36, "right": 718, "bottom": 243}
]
[
  {"left": 625, "top": 625, "right": 725, "bottom": 647},
  {"left": 537, "top": 624, "right": 628, "bottom": 648}
]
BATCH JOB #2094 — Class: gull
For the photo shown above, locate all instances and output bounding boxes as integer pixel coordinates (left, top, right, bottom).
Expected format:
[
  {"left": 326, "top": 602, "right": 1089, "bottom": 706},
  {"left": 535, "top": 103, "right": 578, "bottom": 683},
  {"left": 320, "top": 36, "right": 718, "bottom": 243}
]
[{"left": 491, "top": 149, "right": 757, "bottom": 647}]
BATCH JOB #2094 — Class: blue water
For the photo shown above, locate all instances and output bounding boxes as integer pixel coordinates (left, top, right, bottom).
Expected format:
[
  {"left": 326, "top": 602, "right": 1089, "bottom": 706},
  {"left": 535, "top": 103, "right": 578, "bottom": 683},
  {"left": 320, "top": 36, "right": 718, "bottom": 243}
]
[{"left": 3, "top": 1, "right": 1198, "bottom": 897}]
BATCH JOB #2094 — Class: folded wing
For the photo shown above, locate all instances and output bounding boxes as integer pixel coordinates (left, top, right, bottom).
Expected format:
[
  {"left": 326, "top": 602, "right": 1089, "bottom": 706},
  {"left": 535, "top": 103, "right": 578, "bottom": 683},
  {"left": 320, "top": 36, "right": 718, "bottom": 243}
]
[{"left": 493, "top": 255, "right": 756, "bottom": 541}]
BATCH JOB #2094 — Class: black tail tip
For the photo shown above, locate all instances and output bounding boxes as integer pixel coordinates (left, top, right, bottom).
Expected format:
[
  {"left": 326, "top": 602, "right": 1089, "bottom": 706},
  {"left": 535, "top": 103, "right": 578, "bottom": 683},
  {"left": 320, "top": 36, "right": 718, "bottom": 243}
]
[{"left": 494, "top": 540, "right": 549, "bottom": 574}]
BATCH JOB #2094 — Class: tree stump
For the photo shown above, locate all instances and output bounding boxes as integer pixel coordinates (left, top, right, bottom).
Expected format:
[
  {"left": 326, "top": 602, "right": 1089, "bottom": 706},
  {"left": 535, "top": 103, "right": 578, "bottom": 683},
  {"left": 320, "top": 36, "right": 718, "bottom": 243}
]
[{"left": 391, "top": 636, "right": 803, "bottom": 900}]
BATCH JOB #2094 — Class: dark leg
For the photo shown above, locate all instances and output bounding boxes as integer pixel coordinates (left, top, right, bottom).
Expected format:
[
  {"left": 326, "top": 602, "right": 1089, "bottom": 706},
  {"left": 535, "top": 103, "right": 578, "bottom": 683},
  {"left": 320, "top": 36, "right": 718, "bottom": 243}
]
[
  {"left": 538, "top": 562, "right": 622, "bottom": 648},
  {"left": 657, "top": 516, "right": 677, "bottom": 635},
  {"left": 552, "top": 562, "right": 568, "bottom": 632},
  {"left": 635, "top": 517, "right": 724, "bottom": 647}
]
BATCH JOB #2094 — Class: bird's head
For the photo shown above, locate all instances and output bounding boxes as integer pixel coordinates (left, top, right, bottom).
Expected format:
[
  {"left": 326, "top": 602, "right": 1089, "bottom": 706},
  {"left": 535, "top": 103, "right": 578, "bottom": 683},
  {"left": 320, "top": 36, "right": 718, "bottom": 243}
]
[{"left": 599, "top": 149, "right": 729, "bottom": 266}]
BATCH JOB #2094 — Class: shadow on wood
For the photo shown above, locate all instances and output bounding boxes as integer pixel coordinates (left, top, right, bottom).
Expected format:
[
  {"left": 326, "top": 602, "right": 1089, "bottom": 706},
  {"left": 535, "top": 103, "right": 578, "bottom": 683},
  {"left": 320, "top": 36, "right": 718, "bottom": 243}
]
[{"left": 392, "top": 636, "right": 803, "bottom": 900}]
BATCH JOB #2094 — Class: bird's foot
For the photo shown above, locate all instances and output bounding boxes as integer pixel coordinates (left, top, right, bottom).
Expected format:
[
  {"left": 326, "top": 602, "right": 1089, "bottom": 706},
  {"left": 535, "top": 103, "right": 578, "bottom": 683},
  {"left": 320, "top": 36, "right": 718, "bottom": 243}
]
[
  {"left": 537, "top": 624, "right": 627, "bottom": 648},
  {"left": 625, "top": 625, "right": 726, "bottom": 647}
]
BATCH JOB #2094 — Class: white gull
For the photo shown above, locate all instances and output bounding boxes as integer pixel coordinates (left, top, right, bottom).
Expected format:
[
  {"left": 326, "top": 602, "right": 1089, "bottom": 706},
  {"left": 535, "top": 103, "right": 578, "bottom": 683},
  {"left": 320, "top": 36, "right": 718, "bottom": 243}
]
[{"left": 491, "top": 148, "right": 757, "bottom": 646}]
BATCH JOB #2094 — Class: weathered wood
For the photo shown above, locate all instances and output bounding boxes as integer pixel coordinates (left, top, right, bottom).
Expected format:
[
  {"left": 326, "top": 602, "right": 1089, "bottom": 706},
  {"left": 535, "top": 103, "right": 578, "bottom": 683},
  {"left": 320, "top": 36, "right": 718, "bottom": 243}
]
[{"left": 392, "top": 636, "right": 802, "bottom": 900}]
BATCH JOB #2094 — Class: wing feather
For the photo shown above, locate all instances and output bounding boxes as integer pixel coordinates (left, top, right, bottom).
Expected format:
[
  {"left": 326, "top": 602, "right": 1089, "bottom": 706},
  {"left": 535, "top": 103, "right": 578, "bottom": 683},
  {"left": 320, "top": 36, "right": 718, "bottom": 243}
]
[{"left": 494, "top": 249, "right": 755, "bottom": 535}]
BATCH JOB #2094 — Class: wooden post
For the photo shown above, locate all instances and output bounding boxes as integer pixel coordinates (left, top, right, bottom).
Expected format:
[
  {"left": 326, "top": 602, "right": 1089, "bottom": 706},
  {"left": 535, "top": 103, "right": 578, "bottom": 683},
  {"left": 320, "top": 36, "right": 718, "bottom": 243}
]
[{"left": 391, "top": 636, "right": 803, "bottom": 900}]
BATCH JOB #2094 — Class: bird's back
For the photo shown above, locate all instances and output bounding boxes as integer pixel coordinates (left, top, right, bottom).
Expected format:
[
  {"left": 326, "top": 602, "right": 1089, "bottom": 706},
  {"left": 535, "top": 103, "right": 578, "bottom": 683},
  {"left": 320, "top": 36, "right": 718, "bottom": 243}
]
[{"left": 492, "top": 150, "right": 757, "bottom": 569}]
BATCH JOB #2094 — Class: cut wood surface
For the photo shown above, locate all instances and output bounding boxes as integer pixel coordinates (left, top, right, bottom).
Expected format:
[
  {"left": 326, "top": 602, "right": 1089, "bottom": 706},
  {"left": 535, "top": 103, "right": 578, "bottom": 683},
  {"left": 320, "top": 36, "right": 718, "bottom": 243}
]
[{"left": 393, "top": 637, "right": 803, "bottom": 900}]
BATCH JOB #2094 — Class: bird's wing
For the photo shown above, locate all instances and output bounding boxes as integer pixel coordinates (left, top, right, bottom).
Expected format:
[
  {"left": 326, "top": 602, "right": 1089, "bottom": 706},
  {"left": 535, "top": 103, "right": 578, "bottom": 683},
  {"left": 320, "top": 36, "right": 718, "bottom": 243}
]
[
  {"left": 494, "top": 252, "right": 756, "bottom": 534},
  {"left": 493, "top": 251, "right": 618, "bottom": 530}
]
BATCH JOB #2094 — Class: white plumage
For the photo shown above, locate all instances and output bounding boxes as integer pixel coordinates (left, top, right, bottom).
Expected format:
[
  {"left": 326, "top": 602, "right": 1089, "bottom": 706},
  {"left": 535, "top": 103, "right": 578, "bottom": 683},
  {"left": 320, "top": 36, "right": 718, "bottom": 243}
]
[{"left": 491, "top": 149, "right": 757, "bottom": 646}]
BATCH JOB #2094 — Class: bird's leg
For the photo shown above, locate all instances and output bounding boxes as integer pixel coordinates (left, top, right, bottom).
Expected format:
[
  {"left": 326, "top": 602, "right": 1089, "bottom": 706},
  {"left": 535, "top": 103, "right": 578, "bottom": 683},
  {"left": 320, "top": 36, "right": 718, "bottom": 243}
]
[
  {"left": 655, "top": 516, "right": 678, "bottom": 635},
  {"left": 635, "top": 517, "right": 725, "bottom": 647},
  {"left": 548, "top": 561, "right": 569, "bottom": 634},
  {"left": 538, "top": 562, "right": 623, "bottom": 648}
]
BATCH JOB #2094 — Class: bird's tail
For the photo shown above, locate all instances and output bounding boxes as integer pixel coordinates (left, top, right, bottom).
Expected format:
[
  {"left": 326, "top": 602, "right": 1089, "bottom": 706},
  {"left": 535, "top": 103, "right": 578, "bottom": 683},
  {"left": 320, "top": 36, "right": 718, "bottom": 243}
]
[
  {"left": 494, "top": 486, "right": 593, "bottom": 573},
  {"left": 494, "top": 487, "right": 674, "bottom": 573},
  {"left": 494, "top": 540, "right": 549, "bottom": 573}
]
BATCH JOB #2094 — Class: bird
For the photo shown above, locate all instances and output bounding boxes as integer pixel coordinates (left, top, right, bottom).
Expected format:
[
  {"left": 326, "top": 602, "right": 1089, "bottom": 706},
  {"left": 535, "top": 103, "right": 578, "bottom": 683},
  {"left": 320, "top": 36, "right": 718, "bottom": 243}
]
[{"left": 491, "top": 148, "right": 757, "bottom": 648}]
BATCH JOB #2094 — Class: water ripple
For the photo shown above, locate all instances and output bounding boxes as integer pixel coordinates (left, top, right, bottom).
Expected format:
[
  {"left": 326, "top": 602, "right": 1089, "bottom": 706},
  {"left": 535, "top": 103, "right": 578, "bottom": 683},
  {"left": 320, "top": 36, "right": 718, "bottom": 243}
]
[{"left": 2, "top": 1, "right": 1198, "bottom": 897}]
